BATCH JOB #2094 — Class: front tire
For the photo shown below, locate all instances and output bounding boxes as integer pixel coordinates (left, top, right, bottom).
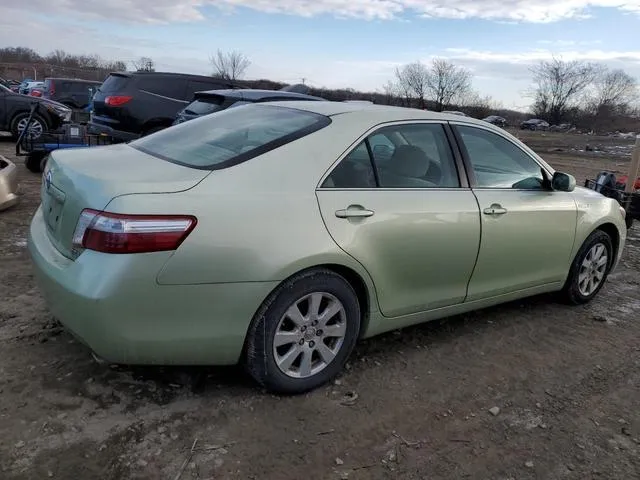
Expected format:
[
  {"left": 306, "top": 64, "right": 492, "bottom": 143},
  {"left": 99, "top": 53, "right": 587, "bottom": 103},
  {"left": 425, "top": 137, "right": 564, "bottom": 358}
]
[
  {"left": 11, "top": 112, "right": 48, "bottom": 141},
  {"left": 245, "top": 269, "right": 361, "bottom": 394},
  {"left": 561, "top": 230, "right": 613, "bottom": 305}
]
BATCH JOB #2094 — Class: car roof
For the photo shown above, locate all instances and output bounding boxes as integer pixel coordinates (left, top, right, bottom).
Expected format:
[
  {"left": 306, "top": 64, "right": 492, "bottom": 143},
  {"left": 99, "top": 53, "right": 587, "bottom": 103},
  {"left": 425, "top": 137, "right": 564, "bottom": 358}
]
[
  {"left": 260, "top": 100, "right": 492, "bottom": 126},
  {"left": 194, "top": 89, "right": 324, "bottom": 101},
  {"left": 110, "top": 71, "right": 234, "bottom": 83},
  {"left": 45, "top": 77, "right": 102, "bottom": 83}
]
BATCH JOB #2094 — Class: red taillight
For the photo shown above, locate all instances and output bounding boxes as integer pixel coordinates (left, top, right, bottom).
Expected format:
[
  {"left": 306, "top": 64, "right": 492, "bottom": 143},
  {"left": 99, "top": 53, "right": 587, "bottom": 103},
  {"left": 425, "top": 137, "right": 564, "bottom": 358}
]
[
  {"left": 72, "top": 209, "right": 197, "bottom": 255},
  {"left": 49, "top": 80, "right": 55, "bottom": 96},
  {"left": 30, "top": 90, "right": 42, "bottom": 97},
  {"left": 105, "top": 95, "right": 133, "bottom": 106}
]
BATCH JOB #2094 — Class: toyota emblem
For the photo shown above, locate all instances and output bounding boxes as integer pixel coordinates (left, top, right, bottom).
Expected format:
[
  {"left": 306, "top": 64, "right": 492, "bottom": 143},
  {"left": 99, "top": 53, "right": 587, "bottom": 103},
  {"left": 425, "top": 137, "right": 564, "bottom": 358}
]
[{"left": 45, "top": 170, "right": 52, "bottom": 191}]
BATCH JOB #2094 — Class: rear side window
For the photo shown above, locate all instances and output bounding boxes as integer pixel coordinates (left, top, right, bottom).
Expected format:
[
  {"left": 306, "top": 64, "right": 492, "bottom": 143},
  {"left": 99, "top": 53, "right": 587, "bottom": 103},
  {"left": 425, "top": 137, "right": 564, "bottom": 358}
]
[
  {"left": 100, "top": 75, "right": 130, "bottom": 93},
  {"left": 131, "top": 104, "right": 331, "bottom": 170},
  {"left": 184, "top": 97, "right": 225, "bottom": 115},
  {"left": 139, "top": 77, "right": 187, "bottom": 99}
]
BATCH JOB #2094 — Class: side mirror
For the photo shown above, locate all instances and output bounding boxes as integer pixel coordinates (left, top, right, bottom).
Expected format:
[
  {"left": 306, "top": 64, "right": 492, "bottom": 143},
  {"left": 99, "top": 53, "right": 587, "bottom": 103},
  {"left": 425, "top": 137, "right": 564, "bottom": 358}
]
[{"left": 551, "top": 171, "right": 576, "bottom": 192}]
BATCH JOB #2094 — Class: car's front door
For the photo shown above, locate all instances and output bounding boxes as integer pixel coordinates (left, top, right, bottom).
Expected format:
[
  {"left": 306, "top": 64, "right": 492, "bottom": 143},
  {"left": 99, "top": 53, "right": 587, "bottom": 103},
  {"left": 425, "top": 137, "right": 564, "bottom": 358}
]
[
  {"left": 316, "top": 122, "right": 481, "bottom": 318},
  {"left": 452, "top": 123, "right": 577, "bottom": 301}
]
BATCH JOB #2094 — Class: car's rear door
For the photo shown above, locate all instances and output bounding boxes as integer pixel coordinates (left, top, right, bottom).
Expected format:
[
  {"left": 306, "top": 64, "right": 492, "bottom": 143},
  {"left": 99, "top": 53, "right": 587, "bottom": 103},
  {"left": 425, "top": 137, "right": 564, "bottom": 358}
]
[
  {"left": 451, "top": 122, "right": 577, "bottom": 301},
  {"left": 316, "top": 121, "right": 481, "bottom": 318}
]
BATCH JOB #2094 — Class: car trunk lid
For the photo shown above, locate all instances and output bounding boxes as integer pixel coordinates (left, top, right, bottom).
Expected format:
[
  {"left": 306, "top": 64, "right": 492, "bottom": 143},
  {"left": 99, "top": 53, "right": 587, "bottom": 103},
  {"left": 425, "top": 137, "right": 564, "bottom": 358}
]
[{"left": 41, "top": 143, "right": 210, "bottom": 259}]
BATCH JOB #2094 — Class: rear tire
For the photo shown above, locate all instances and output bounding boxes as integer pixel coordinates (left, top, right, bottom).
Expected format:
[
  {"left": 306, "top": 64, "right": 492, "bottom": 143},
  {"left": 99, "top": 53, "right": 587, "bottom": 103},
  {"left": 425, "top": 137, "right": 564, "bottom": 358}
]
[
  {"left": 560, "top": 230, "right": 613, "bottom": 305},
  {"left": 245, "top": 269, "right": 361, "bottom": 395}
]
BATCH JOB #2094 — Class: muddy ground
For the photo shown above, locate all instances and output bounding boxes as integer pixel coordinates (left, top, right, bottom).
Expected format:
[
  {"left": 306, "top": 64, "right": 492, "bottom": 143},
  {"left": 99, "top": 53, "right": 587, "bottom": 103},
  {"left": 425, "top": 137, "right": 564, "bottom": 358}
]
[{"left": 0, "top": 129, "right": 639, "bottom": 480}]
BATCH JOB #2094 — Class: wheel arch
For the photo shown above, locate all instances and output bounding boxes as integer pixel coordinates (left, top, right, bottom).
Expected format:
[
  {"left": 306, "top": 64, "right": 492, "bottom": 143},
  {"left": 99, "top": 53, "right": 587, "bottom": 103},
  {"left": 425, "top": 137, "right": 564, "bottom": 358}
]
[
  {"left": 240, "top": 262, "right": 378, "bottom": 362},
  {"left": 595, "top": 222, "right": 621, "bottom": 264},
  {"left": 9, "top": 110, "right": 50, "bottom": 138}
]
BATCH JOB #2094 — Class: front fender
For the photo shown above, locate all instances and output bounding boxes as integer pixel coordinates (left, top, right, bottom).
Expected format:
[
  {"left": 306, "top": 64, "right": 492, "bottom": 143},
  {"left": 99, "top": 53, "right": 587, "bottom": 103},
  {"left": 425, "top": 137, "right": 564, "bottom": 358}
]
[{"left": 572, "top": 192, "right": 627, "bottom": 270}]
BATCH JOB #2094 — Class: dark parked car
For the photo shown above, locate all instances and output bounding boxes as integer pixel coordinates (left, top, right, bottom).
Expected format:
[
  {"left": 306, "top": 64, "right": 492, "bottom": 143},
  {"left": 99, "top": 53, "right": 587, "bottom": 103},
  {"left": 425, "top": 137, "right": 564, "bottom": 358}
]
[
  {"left": 42, "top": 78, "right": 103, "bottom": 109},
  {"left": 483, "top": 115, "right": 507, "bottom": 127},
  {"left": 520, "top": 118, "right": 549, "bottom": 131},
  {"left": 0, "top": 84, "right": 71, "bottom": 140},
  {"left": 173, "top": 88, "right": 326, "bottom": 124},
  {"left": 88, "top": 71, "right": 240, "bottom": 141}
]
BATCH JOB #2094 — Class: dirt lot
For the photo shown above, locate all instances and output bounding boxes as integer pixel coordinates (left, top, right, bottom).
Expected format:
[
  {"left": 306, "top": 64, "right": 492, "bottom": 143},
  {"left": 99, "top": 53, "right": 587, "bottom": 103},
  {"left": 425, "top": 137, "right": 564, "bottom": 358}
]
[{"left": 1, "top": 130, "right": 639, "bottom": 480}]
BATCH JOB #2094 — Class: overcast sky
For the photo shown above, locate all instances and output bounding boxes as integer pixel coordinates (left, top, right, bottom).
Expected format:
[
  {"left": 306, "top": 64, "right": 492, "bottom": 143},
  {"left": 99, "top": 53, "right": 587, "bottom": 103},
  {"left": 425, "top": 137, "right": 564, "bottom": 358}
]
[{"left": 2, "top": 1, "right": 640, "bottom": 109}]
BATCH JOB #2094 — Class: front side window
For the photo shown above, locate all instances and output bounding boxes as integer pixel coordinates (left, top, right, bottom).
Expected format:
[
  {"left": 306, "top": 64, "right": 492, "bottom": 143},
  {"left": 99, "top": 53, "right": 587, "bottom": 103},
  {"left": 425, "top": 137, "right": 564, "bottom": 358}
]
[
  {"left": 131, "top": 104, "right": 331, "bottom": 170},
  {"left": 456, "top": 125, "right": 545, "bottom": 189}
]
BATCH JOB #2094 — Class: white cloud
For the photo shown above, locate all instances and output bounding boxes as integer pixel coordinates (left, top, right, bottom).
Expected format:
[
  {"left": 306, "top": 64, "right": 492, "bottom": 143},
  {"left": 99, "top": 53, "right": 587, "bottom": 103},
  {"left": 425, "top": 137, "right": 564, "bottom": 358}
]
[{"left": 3, "top": 1, "right": 640, "bottom": 24}]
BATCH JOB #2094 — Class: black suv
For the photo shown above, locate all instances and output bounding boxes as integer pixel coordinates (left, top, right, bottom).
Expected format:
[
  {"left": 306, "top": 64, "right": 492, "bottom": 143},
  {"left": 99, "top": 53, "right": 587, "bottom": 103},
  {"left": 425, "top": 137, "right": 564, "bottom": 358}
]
[
  {"left": 173, "top": 88, "right": 325, "bottom": 124},
  {"left": 42, "top": 78, "right": 102, "bottom": 110},
  {"left": 0, "top": 84, "right": 71, "bottom": 139},
  {"left": 88, "top": 71, "right": 239, "bottom": 141}
]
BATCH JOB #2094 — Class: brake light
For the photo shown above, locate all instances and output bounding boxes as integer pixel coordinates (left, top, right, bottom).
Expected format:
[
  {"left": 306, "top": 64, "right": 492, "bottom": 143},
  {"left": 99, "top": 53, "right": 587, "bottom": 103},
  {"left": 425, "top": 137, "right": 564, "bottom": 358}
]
[
  {"left": 105, "top": 95, "right": 132, "bottom": 106},
  {"left": 72, "top": 209, "right": 197, "bottom": 254}
]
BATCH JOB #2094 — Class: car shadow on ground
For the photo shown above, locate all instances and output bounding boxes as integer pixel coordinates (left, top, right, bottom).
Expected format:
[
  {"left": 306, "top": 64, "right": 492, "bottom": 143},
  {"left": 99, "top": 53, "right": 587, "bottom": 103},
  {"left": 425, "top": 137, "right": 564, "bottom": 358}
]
[{"left": 46, "top": 291, "right": 563, "bottom": 407}]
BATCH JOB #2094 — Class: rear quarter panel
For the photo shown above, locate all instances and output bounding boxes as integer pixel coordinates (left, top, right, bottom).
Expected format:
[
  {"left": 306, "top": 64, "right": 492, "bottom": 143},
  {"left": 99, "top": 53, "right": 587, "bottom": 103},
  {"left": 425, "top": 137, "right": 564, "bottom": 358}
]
[{"left": 104, "top": 117, "right": 381, "bottom": 309}]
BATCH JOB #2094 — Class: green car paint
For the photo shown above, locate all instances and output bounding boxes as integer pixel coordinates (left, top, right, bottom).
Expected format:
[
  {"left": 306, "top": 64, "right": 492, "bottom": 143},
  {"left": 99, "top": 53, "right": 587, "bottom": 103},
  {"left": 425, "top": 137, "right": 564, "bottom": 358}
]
[{"left": 28, "top": 101, "right": 627, "bottom": 368}]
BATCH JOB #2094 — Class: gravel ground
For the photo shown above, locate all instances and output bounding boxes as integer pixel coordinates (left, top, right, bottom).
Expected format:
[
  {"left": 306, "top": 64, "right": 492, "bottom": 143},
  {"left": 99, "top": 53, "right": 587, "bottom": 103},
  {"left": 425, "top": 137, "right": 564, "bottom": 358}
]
[{"left": 0, "top": 130, "right": 639, "bottom": 480}]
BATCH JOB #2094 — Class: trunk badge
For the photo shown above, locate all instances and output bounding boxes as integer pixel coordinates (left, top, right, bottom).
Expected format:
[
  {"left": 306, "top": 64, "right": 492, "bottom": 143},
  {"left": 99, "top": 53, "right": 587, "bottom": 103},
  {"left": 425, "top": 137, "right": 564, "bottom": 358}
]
[{"left": 45, "top": 170, "right": 52, "bottom": 191}]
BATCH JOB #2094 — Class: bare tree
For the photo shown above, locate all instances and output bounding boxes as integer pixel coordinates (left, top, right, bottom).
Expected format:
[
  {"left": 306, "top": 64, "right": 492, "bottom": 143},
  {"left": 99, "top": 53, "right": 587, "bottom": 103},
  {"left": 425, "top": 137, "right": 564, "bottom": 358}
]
[
  {"left": 425, "top": 59, "right": 472, "bottom": 112},
  {"left": 210, "top": 49, "right": 251, "bottom": 81},
  {"left": 588, "top": 68, "right": 638, "bottom": 113},
  {"left": 392, "top": 67, "right": 413, "bottom": 107},
  {"left": 131, "top": 57, "right": 155, "bottom": 72},
  {"left": 381, "top": 80, "right": 396, "bottom": 105},
  {"left": 530, "top": 57, "right": 598, "bottom": 125},
  {"left": 393, "top": 62, "right": 430, "bottom": 108},
  {"left": 47, "top": 49, "right": 70, "bottom": 65}
]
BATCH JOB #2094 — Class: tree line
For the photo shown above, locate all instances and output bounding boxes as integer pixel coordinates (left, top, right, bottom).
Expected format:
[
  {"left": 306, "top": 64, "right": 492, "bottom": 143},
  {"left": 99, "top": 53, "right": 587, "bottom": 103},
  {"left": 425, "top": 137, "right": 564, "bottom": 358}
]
[
  {"left": 384, "top": 57, "right": 639, "bottom": 132},
  {"left": 1, "top": 46, "right": 638, "bottom": 132}
]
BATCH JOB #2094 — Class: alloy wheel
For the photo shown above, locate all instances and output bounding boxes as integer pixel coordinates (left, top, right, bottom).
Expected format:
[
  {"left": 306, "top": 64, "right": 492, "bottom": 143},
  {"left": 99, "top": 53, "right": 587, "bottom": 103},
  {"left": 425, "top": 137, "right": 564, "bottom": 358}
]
[
  {"left": 273, "top": 292, "right": 347, "bottom": 379},
  {"left": 577, "top": 242, "right": 608, "bottom": 296},
  {"left": 17, "top": 118, "right": 44, "bottom": 140}
]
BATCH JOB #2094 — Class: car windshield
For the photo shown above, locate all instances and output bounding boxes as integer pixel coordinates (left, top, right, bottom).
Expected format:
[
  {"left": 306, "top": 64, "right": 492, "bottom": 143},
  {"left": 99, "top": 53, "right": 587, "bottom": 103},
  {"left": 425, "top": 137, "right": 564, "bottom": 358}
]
[{"left": 131, "top": 104, "right": 331, "bottom": 170}]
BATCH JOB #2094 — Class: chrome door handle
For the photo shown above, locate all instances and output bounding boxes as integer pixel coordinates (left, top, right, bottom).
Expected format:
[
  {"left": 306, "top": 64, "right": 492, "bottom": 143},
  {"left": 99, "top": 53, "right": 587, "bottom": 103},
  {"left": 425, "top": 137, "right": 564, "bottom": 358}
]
[
  {"left": 335, "top": 206, "right": 375, "bottom": 219},
  {"left": 483, "top": 204, "right": 507, "bottom": 216}
]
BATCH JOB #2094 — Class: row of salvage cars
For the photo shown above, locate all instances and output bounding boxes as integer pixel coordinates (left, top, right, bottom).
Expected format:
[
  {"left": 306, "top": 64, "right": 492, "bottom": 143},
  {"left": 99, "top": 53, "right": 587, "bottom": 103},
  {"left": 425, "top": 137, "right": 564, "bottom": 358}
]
[{"left": 22, "top": 98, "right": 628, "bottom": 394}]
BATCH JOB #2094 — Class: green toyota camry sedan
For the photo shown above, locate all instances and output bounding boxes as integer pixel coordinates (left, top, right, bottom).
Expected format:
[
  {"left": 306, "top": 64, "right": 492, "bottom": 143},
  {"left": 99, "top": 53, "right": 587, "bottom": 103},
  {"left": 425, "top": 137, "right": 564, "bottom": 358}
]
[{"left": 28, "top": 101, "right": 627, "bottom": 394}]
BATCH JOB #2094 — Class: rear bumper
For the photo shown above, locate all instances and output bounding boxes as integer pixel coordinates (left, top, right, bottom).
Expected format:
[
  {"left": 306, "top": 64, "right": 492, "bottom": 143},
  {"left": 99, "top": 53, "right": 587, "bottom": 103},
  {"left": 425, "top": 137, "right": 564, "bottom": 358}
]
[
  {"left": 28, "top": 206, "right": 277, "bottom": 365},
  {"left": 87, "top": 120, "right": 139, "bottom": 142},
  {"left": 0, "top": 155, "right": 19, "bottom": 212}
]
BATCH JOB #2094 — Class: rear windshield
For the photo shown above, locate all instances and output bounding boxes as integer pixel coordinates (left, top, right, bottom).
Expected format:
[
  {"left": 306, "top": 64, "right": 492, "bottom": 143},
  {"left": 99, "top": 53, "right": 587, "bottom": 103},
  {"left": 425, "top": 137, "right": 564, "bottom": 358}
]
[
  {"left": 131, "top": 104, "right": 331, "bottom": 170},
  {"left": 183, "top": 97, "right": 225, "bottom": 116},
  {"left": 99, "top": 74, "right": 130, "bottom": 93}
]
